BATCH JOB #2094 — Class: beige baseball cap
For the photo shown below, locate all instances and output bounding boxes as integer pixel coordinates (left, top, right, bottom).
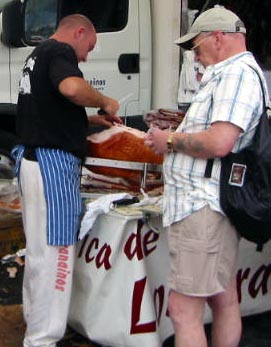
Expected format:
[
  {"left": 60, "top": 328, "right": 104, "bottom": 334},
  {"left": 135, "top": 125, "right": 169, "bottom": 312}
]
[{"left": 175, "top": 6, "right": 246, "bottom": 49}]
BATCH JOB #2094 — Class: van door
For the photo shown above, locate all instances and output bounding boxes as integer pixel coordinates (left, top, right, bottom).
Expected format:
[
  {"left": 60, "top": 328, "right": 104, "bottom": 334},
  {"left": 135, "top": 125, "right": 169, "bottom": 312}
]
[
  {"left": 72, "top": 0, "right": 142, "bottom": 118},
  {"left": 0, "top": 39, "right": 11, "bottom": 104},
  {"left": 61, "top": 0, "right": 151, "bottom": 119}
]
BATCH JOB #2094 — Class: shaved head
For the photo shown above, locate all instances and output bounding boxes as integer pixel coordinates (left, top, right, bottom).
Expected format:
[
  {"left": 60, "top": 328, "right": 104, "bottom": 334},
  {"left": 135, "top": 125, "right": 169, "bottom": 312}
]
[
  {"left": 51, "top": 14, "right": 97, "bottom": 62},
  {"left": 58, "top": 14, "right": 95, "bottom": 33}
]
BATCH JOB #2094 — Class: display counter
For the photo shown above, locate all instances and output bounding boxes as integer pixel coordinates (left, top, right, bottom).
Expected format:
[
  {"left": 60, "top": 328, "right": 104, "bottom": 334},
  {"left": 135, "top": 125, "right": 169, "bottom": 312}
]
[{"left": 68, "top": 208, "right": 271, "bottom": 347}]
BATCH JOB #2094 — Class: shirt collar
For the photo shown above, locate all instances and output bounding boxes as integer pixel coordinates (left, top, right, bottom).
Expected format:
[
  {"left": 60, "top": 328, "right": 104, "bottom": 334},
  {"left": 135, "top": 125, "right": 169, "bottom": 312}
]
[{"left": 200, "top": 51, "right": 253, "bottom": 86}]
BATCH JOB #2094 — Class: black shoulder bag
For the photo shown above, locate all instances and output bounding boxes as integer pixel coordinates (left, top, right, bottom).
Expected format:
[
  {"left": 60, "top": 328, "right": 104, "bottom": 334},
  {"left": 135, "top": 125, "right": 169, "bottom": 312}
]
[{"left": 205, "top": 67, "right": 271, "bottom": 251}]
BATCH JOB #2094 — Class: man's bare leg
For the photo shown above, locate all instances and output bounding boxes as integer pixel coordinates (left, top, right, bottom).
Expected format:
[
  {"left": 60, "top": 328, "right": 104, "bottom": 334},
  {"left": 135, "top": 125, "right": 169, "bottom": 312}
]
[
  {"left": 168, "top": 290, "right": 207, "bottom": 347},
  {"left": 208, "top": 278, "right": 242, "bottom": 347}
]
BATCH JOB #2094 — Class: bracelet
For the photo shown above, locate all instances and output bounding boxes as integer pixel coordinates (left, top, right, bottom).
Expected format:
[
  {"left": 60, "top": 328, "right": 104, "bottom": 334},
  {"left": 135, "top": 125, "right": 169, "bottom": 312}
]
[{"left": 166, "top": 133, "right": 175, "bottom": 153}]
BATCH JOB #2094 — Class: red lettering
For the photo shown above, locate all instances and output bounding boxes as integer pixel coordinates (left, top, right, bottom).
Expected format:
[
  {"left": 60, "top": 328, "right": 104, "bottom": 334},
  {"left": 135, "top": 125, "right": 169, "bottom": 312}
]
[
  {"left": 248, "top": 265, "right": 271, "bottom": 298},
  {"left": 77, "top": 235, "right": 89, "bottom": 258},
  {"left": 124, "top": 221, "right": 144, "bottom": 260},
  {"left": 124, "top": 221, "right": 159, "bottom": 261},
  {"left": 79, "top": 237, "right": 112, "bottom": 270},
  {"left": 143, "top": 230, "right": 159, "bottom": 256},
  {"left": 130, "top": 277, "right": 156, "bottom": 334},
  {"left": 56, "top": 279, "right": 66, "bottom": 286},
  {"left": 236, "top": 264, "right": 271, "bottom": 302},
  {"left": 58, "top": 261, "right": 68, "bottom": 269},
  {"left": 59, "top": 247, "right": 68, "bottom": 254},
  {"left": 85, "top": 238, "right": 99, "bottom": 263},
  {"left": 55, "top": 246, "right": 70, "bottom": 291},
  {"left": 57, "top": 272, "right": 67, "bottom": 279},
  {"left": 96, "top": 244, "right": 112, "bottom": 270},
  {"left": 55, "top": 285, "right": 64, "bottom": 291},
  {"left": 236, "top": 268, "right": 250, "bottom": 303}
]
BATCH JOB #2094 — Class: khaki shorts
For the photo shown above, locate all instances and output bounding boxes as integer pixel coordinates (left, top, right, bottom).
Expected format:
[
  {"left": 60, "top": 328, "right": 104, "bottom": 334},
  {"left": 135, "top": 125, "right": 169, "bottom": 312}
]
[{"left": 167, "top": 205, "right": 240, "bottom": 296}]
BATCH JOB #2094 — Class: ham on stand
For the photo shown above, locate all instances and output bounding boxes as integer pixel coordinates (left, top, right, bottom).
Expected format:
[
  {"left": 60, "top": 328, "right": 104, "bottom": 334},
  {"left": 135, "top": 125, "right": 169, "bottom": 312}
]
[{"left": 84, "top": 124, "right": 163, "bottom": 191}]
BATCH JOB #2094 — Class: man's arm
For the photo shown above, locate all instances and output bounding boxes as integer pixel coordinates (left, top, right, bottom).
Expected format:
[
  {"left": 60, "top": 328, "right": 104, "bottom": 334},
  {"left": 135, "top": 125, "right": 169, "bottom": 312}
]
[
  {"left": 58, "top": 76, "right": 119, "bottom": 116},
  {"left": 145, "top": 122, "right": 242, "bottom": 158}
]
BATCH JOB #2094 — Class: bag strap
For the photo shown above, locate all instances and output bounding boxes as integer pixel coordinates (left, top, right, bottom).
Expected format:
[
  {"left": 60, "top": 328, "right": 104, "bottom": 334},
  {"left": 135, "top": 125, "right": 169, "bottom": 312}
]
[
  {"left": 204, "top": 158, "right": 214, "bottom": 178},
  {"left": 246, "top": 64, "right": 268, "bottom": 110},
  {"left": 204, "top": 64, "right": 268, "bottom": 179}
]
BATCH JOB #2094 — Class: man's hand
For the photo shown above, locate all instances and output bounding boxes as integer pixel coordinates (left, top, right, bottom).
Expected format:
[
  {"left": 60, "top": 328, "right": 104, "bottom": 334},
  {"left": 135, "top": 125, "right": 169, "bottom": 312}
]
[
  {"left": 145, "top": 127, "right": 172, "bottom": 154},
  {"left": 89, "top": 114, "right": 122, "bottom": 128},
  {"left": 145, "top": 122, "right": 242, "bottom": 158},
  {"left": 103, "top": 112, "right": 123, "bottom": 125},
  {"left": 102, "top": 97, "right": 120, "bottom": 117},
  {"left": 98, "top": 108, "right": 122, "bottom": 125}
]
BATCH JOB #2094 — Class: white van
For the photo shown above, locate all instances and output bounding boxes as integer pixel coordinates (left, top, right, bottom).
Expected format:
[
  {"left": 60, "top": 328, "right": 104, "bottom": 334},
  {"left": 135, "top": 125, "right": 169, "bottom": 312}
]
[
  {"left": 0, "top": 0, "right": 270, "bottom": 178},
  {"left": 0, "top": 0, "right": 182, "bottom": 158}
]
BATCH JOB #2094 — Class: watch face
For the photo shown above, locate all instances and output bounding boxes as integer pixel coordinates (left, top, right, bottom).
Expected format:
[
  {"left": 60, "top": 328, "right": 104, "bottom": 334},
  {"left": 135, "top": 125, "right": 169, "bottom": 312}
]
[{"left": 167, "top": 136, "right": 174, "bottom": 152}]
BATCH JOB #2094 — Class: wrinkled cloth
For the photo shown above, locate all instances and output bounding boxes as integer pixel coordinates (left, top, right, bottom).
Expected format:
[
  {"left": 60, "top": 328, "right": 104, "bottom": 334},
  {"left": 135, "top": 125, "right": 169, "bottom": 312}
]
[
  {"left": 79, "top": 193, "right": 133, "bottom": 239},
  {"left": 132, "top": 189, "right": 163, "bottom": 207}
]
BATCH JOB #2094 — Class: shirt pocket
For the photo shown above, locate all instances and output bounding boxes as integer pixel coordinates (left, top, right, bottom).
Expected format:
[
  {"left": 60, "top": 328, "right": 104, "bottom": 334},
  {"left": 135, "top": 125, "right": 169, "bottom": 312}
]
[{"left": 186, "top": 90, "right": 213, "bottom": 125}]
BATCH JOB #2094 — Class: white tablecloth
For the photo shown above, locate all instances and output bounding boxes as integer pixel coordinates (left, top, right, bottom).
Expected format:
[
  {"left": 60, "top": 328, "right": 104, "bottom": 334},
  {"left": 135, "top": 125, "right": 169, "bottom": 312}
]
[{"left": 68, "top": 210, "right": 271, "bottom": 347}]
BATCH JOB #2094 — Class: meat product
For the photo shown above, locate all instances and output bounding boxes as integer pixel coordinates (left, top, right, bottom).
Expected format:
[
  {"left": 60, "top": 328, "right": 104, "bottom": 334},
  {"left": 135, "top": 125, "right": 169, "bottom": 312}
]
[
  {"left": 81, "top": 167, "right": 133, "bottom": 191},
  {"left": 85, "top": 125, "right": 163, "bottom": 184},
  {"left": 144, "top": 108, "right": 185, "bottom": 130},
  {"left": 0, "top": 197, "right": 21, "bottom": 213}
]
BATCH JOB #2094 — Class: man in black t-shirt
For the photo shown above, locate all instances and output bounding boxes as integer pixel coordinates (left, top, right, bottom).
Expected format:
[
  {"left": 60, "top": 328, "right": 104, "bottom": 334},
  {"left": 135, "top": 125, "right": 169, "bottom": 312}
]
[
  {"left": 14, "top": 14, "right": 120, "bottom": 347},
  {"left": 17, "top": 15, "right": 120, "bottom": 159}
]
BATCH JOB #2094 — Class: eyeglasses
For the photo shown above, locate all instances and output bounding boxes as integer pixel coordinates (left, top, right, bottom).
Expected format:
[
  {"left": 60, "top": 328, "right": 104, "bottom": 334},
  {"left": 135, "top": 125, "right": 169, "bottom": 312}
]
[{"left": 191, "top": 33, "right": 213, "bottom": 52}]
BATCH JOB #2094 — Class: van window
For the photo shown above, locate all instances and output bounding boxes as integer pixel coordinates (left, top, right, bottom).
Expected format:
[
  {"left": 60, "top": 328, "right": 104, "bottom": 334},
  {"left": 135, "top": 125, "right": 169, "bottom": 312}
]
[
  {"left": 24, "top": 0, "right": 57, "bottom": 44},
  {"left": 0, "top": 0, "right": 10, "bottom": 11},
  {"left": 60, "top": 0, "right": 129, "bottom": 33},
  {"left": 24, "top": 0, "right": 129, "bottom": 45}
]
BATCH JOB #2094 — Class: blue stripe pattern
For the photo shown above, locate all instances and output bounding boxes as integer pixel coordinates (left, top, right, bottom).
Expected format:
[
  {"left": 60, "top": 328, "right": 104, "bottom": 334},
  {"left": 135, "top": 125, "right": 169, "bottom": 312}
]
[{"left": 12, "top": 146, "right": 82, "bottom": 246}]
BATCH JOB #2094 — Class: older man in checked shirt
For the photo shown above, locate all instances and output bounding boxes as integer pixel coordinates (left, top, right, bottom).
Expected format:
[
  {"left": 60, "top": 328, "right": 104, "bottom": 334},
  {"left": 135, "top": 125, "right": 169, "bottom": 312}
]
[{"left": 145, "top": 6, "right": 270, "bottom": 347}]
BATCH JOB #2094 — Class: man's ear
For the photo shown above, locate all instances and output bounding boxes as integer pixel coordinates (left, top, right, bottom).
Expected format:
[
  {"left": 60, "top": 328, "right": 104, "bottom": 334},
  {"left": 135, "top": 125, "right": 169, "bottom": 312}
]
[
  {"left": 213, "top": 30, "right": 224, "bottom": 49},
  {"left": 74, "top": 26, "right": 85, "bottom": 39}
]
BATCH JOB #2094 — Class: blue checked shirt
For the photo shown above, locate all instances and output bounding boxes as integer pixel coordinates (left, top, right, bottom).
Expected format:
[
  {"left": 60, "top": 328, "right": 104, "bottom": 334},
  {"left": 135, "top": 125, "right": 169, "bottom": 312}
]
[
  {"left": 163, "top": 52, "right": 269, "bottom": 227},
  {"left": 12, "top": 146, "right": 83, "bottom": 246}
]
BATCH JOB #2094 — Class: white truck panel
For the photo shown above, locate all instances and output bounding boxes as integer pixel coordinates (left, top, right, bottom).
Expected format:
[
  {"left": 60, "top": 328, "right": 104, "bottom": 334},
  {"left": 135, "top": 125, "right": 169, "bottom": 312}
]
[{"left": 150, "top": 0, "right": 181, "bottom": 109}]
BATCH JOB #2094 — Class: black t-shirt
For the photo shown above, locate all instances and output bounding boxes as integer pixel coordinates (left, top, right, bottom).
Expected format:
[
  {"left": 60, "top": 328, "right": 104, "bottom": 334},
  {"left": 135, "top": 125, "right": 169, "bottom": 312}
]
[{"left": 16, "top": 39, "right": 88, "bottom": 159}]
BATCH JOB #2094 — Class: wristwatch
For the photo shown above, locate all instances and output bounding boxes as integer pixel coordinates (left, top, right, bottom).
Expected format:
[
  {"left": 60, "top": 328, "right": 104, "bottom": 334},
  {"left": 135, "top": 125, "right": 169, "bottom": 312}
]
[{"left": 166, "top": 133, "right": 175, "bottom": 153}]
